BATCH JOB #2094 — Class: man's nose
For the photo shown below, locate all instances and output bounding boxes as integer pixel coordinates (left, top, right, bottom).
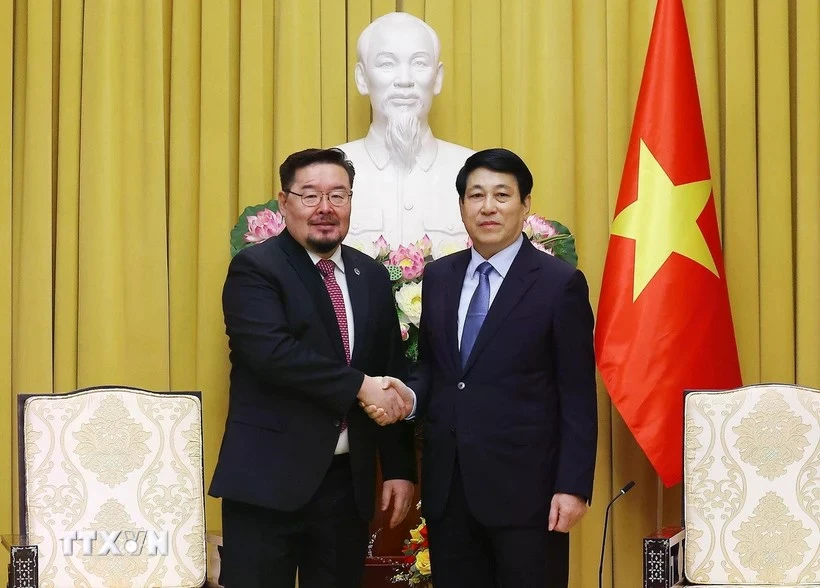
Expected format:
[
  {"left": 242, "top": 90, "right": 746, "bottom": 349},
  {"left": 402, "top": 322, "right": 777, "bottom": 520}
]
[
  {"left": 316, "top": 195, "right": 334, "bottom": 212},
  {"left": 394, "top": 63, "right": 414, "bottom": 87},
  {"left": 480, "top": 195, "right": 497, "bottom": 213}
]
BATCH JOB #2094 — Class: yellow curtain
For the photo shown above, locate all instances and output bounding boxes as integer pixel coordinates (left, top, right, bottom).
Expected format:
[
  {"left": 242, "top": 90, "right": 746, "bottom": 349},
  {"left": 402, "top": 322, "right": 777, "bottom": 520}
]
[{"left": 1, "top": 1, "right": 817, "bottom": 585}]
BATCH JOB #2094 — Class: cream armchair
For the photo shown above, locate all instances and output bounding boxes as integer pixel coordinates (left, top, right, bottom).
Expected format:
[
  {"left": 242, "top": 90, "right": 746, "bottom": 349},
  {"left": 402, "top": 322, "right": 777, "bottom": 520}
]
[
  {"left": 644, "top": 384, "right": 820, "bottom": 587},
  {"left": 3, "top": 386, "right": 211, "bottom": 588}
]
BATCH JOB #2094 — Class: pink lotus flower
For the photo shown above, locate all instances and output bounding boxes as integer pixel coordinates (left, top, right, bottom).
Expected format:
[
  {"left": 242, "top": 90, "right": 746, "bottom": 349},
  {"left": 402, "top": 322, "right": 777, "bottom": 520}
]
[
  {"left": 524, "top": 214, "right": 557, "bottom": 238},
  {"left": 388, "top": 245, "right": 425, "bottom": 280},
  {"left": 244, "top": 209, "right": 286, "bottom": 244},
  {"left": 374, "top": 235, "right": 391, "bottom": 258},
  {"left": 415, "top": 235, "right": 433, "bottom": 258}
]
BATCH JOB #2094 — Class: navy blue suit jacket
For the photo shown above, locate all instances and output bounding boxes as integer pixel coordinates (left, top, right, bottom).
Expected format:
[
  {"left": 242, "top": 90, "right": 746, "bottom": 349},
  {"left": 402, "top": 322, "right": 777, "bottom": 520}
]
[
  {"left": 407, "top": 237, "right": 597, "bottom": 527},
  {"left": 209, "top": 230, "right": 416, "bottom": 519}
]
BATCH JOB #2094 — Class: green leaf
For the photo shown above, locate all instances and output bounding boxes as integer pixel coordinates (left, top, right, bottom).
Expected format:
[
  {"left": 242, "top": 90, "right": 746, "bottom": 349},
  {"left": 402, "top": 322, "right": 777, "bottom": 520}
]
[
  {"left": 546, "top": 219, "right": 572, "bottom": 236},
  {"left": 405, "top": 335, "right": 419, "bottom": 363},
  {"left": 538, "top": 220, "right": 578, "bottom": 267},
  {"left": 230, "top": 199, "right": 280, "bottom": 257}
]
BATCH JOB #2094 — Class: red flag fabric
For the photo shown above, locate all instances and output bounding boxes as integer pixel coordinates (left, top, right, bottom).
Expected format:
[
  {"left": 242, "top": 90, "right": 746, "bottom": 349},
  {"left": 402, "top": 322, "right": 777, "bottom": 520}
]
[{"left": 595, "top": 0, "right": 742, "bottom": 487}]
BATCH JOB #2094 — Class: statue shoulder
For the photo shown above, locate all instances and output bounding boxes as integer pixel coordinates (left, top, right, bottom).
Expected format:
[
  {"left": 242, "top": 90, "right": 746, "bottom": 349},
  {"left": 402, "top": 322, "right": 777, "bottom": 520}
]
[
  {"left": 435, "top": 138, "right": 475, "bottom": 158},
  {"left": 334, "top": 139, "right": 367, "bottom": 159},
  {"left": 434, "top": 139, "right": 475, "bottom": 171}
]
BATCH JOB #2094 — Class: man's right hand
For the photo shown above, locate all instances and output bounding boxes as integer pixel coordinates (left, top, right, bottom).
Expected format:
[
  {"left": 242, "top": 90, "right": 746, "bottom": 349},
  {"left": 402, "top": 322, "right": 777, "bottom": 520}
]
[
  {"left": 360, "top": 376, "right": 415, "bottom": 426},
  {"left": 357, "top": 375, "right": 406, "bottom": 424}
]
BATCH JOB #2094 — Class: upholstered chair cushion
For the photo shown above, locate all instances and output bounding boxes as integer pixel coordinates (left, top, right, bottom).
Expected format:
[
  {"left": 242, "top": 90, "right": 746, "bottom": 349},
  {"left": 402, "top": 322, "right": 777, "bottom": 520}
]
[
  {"left": 683, "top": 384, "right": 820, "bottom": 585},
  {"left": 22, "top": 387, "right": 207, "bottom": 587}
]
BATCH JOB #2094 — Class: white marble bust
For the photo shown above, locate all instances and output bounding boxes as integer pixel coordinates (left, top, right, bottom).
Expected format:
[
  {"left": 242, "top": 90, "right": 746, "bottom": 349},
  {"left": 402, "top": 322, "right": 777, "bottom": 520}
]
[{"left": 338, "top": 12, "right": 474, "bottom": 251}]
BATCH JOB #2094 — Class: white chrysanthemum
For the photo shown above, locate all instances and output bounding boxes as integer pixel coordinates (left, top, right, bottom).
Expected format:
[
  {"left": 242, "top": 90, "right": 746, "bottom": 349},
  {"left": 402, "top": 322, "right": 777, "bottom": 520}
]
[
  {"left": 345, "top": 237, "right": 377, "bottom": 258},
  {"left": 395, "top": 282, "right": 423, "bottom": 327},
  {"left": 432, "top": 237, "right": 470, "bottom": 260}
]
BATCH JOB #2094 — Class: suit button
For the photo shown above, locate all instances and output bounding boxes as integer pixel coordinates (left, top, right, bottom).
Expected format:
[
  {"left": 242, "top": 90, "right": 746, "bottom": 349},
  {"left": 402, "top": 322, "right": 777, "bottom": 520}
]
[
  {"left": 333, "top": 420, "right": 341, "bottom": 428},
  {"left": 450, "top": 428, "right": 456, "bottom": 437},
  {"left": 457, "top": 382, "right": 466, "bottom": 390}
]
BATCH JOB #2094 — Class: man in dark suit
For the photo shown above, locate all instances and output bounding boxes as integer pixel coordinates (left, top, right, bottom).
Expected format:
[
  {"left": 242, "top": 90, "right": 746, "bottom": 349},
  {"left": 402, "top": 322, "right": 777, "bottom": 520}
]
[
  {"left": 210, "top": 148, "right": 417, "bottom": 587},
  {"left": 374, "top": 148, "right": 598, "bottom": 587}
]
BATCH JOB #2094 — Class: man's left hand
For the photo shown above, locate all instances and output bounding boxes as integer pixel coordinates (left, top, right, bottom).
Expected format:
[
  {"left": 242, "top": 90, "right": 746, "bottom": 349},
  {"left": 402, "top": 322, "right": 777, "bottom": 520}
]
[
  {"left": 548, "top": 493, "right": 588, "bottom": 532},
  {"left": 381, "top": 479, "right": 415, "bottom": 528}
]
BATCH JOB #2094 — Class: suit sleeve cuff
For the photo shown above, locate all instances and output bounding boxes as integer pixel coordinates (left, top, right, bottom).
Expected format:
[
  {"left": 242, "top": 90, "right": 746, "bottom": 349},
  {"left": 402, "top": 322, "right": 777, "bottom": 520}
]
[{"left": 404, "top": 388, "right": 417, "bottom": 420}]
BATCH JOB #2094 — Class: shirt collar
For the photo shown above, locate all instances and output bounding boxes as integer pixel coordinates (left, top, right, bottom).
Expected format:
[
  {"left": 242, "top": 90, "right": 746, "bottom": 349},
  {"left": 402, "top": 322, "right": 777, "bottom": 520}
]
[
  {"left": 363, "top": 125, "right": 438, "bottom": 172},
  {"left": 466, "top": 233, "right": 524, "bottom": 279},
  {"left": 307, "top": 246, "right": 346, "bottom": 273}
]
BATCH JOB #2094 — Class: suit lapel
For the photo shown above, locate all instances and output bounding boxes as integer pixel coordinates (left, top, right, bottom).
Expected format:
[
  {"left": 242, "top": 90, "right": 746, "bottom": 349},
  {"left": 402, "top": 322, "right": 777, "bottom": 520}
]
[
  {"left": 444, "top": 251, "right": 471, "bottom": 374},
  {"left": 279, "top": 230, "right": 347, "bottom": 363},
  {"left": 462, "top": 240, "right": 540, "bottom": 375},
  {"left": 341, "top": 246, "right": 369, "bottom": 365}
]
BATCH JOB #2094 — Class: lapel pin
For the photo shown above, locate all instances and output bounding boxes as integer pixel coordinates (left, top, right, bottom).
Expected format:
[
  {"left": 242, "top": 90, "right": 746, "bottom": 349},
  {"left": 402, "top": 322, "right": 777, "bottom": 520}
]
[{"left": 354, "top": 268, "right": 361, "bottom": 276}]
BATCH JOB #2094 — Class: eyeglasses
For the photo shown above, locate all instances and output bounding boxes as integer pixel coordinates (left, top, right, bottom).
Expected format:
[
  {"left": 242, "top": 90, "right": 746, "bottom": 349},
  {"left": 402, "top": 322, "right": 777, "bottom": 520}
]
[{"left": 286, "top": 189, "right": 352, "bottom": 207}]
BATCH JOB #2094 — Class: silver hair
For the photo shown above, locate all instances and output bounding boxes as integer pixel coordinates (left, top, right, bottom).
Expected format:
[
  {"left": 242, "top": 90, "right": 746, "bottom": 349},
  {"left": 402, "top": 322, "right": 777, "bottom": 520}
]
[{"left": 356, "top": 12, "right": 441, "bottom": 66}]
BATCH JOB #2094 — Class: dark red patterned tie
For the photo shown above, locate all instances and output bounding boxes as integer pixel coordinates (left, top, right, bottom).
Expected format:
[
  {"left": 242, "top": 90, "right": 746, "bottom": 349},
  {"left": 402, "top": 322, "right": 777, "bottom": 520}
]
[{"left": 317, "top": 258, "right": 350, "bottom": 432}]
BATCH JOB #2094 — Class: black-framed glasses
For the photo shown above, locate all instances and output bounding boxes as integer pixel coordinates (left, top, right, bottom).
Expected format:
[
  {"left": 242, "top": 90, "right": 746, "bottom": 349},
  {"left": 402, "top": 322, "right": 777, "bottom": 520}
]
[{"left": 287, "top": 189, "right": 352, "bottom": 207}]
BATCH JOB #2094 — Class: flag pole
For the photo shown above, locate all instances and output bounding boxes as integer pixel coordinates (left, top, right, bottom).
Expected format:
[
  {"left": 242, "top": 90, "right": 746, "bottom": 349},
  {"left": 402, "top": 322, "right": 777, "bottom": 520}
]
[{"left": 656, "top": 475, "right": 663, "bottom": 530}]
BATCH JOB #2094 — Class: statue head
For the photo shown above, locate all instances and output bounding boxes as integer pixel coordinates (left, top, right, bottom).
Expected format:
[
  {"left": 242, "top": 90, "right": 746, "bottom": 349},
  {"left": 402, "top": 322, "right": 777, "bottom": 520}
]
[{"left": 354, "top": 12, "right": 444, "bottom": 171}]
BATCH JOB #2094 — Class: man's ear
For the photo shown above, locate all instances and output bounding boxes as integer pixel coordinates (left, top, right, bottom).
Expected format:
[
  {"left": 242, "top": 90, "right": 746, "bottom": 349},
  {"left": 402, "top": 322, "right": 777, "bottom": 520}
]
[
  {"left": 433, "top": 62, "right": 444, "bottom": 95},
  {"left": 354, "top": 62, "right": 369, "bottom": 96},
  {"left": 277, "top": 191, "right": 288, "bottom": 215},
  {"left": 523, "top": 194, "right": 532, "bottom": 215}
]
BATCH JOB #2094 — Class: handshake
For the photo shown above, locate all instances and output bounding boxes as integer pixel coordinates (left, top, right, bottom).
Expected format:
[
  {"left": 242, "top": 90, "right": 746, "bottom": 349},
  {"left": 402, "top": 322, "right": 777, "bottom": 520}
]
[{"left": 356, "top": 375, "right": 414, "bottom": 426}]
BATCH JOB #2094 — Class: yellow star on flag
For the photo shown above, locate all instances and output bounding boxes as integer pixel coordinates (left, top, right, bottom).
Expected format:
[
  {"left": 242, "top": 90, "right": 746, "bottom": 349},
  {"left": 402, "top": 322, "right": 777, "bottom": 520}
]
[{"left": 611, "top": 140, "right": 718, "bottom": 301}]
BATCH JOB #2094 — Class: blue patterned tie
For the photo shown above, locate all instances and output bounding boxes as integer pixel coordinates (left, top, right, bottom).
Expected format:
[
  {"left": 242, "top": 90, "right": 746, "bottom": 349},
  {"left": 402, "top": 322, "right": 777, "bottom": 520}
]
[{"left": 460, "top": 262, "right": 494, "bottom": 368}]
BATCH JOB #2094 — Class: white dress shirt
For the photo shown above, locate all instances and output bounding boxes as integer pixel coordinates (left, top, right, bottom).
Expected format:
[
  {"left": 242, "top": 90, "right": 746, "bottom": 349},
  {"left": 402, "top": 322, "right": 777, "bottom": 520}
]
[{"left": 307, "top": 247, "right": 354, "bottom": 454}]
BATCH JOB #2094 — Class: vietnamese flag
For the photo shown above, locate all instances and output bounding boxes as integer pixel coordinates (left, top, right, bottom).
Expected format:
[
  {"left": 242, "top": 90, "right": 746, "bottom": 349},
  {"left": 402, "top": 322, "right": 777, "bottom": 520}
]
[{"left": 595, "top": 0, "right": 742, "bottom": 487}]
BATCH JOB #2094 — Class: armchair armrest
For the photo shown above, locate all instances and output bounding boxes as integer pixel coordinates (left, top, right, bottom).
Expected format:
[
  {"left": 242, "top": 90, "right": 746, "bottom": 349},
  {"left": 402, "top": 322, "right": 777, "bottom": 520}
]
[
  {"left": 643, "top": 526, "right": 685, "bottom": 588},
  {"left": 1, "top": 535, "right": 38, "bottom": 588}
]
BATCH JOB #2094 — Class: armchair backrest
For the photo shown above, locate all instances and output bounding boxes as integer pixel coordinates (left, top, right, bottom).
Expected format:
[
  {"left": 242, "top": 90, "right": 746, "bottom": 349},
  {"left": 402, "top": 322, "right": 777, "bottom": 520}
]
[
  {"left": 683, "top": 384, "right": 820, "bottom": 584},
  {"left": 19, "top": 386, "right": 207, "bottom": 587}
]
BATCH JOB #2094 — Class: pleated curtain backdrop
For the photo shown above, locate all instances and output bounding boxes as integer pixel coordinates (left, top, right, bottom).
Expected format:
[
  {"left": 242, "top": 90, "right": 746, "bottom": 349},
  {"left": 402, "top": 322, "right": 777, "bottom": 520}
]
[{"left": 1, "top": 1, "right": 818, "bottom": 586}]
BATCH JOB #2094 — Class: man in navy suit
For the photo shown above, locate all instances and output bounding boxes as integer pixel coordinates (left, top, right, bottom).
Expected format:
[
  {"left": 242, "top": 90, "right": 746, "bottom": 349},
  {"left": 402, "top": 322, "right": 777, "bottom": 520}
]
[
  {"left": 375, "top": 148, "right": 598, "bottom": 587},
  {"left": 210, "top": 148, "right": 416, "bottom": 587}
]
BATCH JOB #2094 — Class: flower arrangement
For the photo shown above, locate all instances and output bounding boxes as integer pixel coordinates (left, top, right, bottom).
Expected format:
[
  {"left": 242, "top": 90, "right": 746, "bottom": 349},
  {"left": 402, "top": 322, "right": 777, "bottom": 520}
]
[
  {"left": 522, "top": 215, "right": 578, "bottom": 266},
  {"left": 229, "top": 200, "right": 577, "bottom": 362},
  {"left": 374, "top": 236, "right": 430, "bottom": 363},
  {"left": 391, "top": 507, "right": 432, "bottom": 587},
  {"left": 230, "top": 199, "right": 286, "bottom": 257}
]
